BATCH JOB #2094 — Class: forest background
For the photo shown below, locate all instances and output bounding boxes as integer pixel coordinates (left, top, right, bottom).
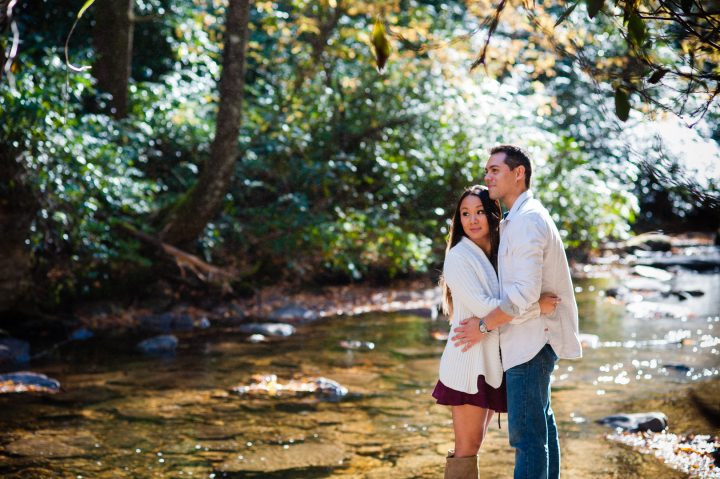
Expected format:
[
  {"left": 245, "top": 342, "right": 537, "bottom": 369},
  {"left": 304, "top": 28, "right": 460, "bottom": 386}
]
[{"left": 1, "top": 0, "right": 718, "bottom": 316}]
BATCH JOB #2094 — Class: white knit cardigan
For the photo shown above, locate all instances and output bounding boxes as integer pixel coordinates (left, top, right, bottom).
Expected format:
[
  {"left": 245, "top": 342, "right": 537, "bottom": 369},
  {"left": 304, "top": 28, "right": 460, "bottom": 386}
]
[{"left": 438, "top": 237, "right": 518, "bottom": 391}]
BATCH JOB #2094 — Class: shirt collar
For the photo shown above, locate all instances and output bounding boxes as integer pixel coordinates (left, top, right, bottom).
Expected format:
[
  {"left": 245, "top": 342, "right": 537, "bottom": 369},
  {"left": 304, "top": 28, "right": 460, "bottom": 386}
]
[{"left": 504, "top": 190, "right": 532, "bottom": 222}]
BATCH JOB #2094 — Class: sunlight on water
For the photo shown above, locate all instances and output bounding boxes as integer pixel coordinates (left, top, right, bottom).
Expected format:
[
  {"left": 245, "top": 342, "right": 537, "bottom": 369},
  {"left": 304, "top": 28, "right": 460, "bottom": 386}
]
[{"left": 0, "top": 263, "right": 718, "bottom": 477}]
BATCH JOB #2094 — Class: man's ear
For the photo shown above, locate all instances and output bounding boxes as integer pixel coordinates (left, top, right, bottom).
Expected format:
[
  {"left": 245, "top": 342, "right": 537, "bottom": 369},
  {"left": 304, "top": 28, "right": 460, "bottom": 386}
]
[{"left": 514, "top": 165, "right": 525, "bottom": 183}]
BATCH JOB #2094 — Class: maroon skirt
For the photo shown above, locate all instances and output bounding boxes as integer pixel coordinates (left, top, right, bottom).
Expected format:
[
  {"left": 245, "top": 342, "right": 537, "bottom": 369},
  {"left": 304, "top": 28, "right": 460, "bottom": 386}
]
[{"left": 432, "top": 374, "right": 507, "bottom": 412}]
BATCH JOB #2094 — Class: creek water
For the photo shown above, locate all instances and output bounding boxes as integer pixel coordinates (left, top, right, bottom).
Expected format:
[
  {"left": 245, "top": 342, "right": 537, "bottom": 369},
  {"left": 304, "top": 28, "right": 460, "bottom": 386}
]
[{"left": 0, "top": 263, "right": 718, "bottom": 478}]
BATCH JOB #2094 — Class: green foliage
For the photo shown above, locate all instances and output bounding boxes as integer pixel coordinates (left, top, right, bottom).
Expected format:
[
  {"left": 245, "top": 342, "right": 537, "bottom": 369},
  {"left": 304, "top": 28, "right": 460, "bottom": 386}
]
[
  {"left": 1, "top": 0, "right": 678, "bottom": 304},
  {"left": 1, "top": 50, "right": 159, "bottom": 297},
  {"left": 535, "top": 138, "right": 638, "bottom": 252}
]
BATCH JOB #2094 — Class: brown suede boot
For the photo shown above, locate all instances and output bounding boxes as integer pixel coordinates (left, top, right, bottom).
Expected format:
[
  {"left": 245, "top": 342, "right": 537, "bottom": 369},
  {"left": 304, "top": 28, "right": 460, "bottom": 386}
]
[{"left": 444, "top": 450, "right": 479, "bottom": 479}]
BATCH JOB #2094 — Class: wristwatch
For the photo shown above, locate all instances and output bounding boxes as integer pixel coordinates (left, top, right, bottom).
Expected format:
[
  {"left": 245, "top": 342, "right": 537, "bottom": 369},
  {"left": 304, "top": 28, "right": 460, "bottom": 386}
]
[{"left": 478, "top": 319, "right": 489, "bottom": 334}]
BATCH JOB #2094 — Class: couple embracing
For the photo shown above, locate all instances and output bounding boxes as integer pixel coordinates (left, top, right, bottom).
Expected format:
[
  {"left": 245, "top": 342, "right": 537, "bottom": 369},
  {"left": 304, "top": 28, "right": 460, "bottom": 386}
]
[{"left": 433, "top": 145, "right": 583, "bottom": 478}]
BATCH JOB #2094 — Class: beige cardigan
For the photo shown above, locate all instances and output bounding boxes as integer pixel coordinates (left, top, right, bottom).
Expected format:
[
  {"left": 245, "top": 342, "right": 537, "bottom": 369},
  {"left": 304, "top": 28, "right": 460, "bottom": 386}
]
[{"left": 438, "top": 237, "right": 506, "bottom": 392}]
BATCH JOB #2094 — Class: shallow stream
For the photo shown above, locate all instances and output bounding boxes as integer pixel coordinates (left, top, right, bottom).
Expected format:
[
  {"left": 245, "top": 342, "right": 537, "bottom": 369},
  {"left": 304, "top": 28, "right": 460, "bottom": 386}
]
[{"left": 1, "top": 260, "right": 718, "bottom": 478}]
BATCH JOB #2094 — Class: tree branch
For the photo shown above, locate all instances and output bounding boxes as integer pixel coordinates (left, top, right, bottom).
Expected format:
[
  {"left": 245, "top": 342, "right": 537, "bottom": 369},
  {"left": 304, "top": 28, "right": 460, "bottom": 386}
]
[
  {"left": 470, "top": 0, "right": 507, "bottom": 71},
  {"left": 116, "top": 220, "right": 236, "bottom": 292}
]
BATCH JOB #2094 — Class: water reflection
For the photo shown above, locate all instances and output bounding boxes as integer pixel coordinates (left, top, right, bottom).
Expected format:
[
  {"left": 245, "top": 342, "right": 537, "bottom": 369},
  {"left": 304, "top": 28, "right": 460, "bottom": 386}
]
[{"left": 0, "top": 269, "right": 718, "bottom": 478}]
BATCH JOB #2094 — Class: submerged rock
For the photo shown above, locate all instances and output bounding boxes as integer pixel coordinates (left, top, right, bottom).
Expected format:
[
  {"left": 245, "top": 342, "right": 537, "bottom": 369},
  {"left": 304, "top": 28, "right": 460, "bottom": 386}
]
[
  {"left": 269, "top": 305, "right": 319, "bottom": 322},
  {"left": 313, "top": 377, "right": 349, "bottom": 399},
  {"left": 136, "top": 334, "right": 178, "bottom": 355},
  {"left": 625, "top": 233, "right": 672, "bottom": 252},
  {"left": 597, "top": 412, "right": 668, "bottom": 432},
  {"left": 662, "top": 363, "right": 692, "bottom": 373},
  {"left": 0, "top": 372, "right": 61, "bottom": 394},
  {"left": 216, "top": 442, "right": 346, "bottom": 474},
  {"left": 69, "top": 328, "right": 94, "bottom": 341},
  {"left": 138, "top": 312, "right": 195, "bottom": 333},
  {"left": 5, "top": 436, "right": 86, "bottom": 458},
  {"left": 239, "top": 323, "right": 296, "bottom": 337},
  {"left": 0, "top": 338, "right": 30, "bottom": 364},
  {"left": 232, "top": 374, "right": 348, "bottom": 400}
]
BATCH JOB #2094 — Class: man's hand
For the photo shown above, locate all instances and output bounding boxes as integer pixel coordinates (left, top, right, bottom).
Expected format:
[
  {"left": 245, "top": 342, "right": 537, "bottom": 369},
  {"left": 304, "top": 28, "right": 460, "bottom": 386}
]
[
  {"left": 451, "top": 317, "right": 488, "bottom": 352},
  {"left": 539, "top": 293, "right": 561, "bottom": 315}
]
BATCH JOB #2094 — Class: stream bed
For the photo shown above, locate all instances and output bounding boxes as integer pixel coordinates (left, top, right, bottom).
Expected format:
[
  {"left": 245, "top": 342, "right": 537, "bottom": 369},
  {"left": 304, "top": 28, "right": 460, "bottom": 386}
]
[{"left": 1, "top": 254, "right": 719, "bottom": 478}]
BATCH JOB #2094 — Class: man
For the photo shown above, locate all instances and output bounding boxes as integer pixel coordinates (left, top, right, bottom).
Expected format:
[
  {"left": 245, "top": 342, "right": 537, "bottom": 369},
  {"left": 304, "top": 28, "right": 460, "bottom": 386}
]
[{"left": 451, "top": 145, "right": 582, "bottom": 479}]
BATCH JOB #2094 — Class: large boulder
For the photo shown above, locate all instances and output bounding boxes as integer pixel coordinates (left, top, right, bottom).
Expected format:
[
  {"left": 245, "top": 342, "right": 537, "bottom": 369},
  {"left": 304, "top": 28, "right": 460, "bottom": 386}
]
[
  {"left": 0, "top": 371, "right": 61, "bottom": 394},
  {"left": 269, "top": 305, "right": 318, "bottom": 322},
  {"left": 136, "top": 334, "right": 178, "bottom": 355},
  {"left": 624, "top": 233, "right": 672, "bottom": 252},
  {"left": 596, "top": 412, "right": 668, "bottom": 432},
  {"left": 239, "top": 323, "right": 295, "bottom": 337},
  {"left": 0, "top": 337, "right": 30, "bottom": 364}
]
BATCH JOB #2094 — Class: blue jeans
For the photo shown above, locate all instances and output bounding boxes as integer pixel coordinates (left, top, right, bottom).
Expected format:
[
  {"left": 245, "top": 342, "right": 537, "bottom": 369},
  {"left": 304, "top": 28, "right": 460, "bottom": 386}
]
[{"left": 506, "top": 344, "right": 559, "bottom": 479}]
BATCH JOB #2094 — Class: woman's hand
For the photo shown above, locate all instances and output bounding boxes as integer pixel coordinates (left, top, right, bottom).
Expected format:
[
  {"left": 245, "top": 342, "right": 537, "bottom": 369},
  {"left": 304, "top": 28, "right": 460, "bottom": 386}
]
[
  {"left": 539, "top": 293, "right": 561, "bottom": 315},
  {"left": 452, "top": 317, "right": 489, "bottom": 352}
]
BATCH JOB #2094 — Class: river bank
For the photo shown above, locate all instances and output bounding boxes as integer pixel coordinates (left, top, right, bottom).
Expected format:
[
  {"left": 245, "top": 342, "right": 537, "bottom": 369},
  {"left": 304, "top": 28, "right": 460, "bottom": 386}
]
[
  {"left": 0, "top": 232, "right": 716, "bottom": 343},
  {"left": 466, "top": 377, "right": 720, "bottom": 479}
]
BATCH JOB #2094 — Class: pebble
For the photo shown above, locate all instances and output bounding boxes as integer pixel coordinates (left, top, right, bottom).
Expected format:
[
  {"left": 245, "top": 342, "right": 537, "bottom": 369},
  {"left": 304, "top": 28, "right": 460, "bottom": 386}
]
[{"left": 607, "top": 431, "right": 720, "bottom": 478}]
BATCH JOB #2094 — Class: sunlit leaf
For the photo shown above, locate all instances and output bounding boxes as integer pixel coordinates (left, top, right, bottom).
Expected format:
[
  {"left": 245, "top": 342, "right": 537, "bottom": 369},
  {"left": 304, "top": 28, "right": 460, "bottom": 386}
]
[
  {"left": 627, "top": 14, "right": 646, "bottom": 46},
  {"left": 586, "top": 0, "right": 604, "bottom": 19},
  {"left": 623, "top": 0, "right": 640, "bottom": 24},
  {"left": 615, "top": 88, "right": 630, "bottom": 121},
  {"left": 77, "top": 0, "right": 96, "bottom": 19},
  {"left": 371, "top": 17, "right": 391, "bottom": 73}
]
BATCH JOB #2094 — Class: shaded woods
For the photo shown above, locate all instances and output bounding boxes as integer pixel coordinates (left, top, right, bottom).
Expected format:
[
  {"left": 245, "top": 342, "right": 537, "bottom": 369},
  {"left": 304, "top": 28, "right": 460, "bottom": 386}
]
[{"left": 1, "top": 0, "right": 718, "bottom": 316}]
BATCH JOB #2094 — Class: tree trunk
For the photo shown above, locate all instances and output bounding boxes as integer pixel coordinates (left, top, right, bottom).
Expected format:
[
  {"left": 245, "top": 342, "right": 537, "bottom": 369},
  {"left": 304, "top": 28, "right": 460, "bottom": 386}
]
[
  {"left": 1, "top": 0, "right": 11, "bottom": 82},
  {"left": 92, "top": 0, "right": 134, "bottom": 119},
  {"left": 160, "top": 0, "right": 251, "bottom": 247},
  {"left": 0, "top": 148, "right": 37, "bottom": 311}
]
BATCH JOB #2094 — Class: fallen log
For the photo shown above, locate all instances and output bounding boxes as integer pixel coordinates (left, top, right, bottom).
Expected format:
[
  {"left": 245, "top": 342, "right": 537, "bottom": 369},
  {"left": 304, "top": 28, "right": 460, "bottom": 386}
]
[{"left": 113, "top": 220, "right": 235, "bottom": 293}]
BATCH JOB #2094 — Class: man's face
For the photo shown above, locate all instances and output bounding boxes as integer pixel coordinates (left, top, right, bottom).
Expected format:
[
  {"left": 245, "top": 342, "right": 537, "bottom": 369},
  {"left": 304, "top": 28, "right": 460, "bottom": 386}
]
[{"left": 484, "top": 153, "right": 517, "bottom": 201}]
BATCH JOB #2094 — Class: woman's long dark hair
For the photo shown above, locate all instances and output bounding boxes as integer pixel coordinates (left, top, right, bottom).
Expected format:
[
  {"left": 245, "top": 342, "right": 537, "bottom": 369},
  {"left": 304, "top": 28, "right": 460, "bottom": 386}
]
[{"left": 439, "top": 185, "right": 502, "bottom": 317}]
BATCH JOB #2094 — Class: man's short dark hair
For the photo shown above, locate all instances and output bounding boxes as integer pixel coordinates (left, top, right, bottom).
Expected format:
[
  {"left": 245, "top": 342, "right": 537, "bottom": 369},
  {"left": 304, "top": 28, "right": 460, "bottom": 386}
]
[{"left": 490, "top": 145, "right": 532, "bottom": 189}]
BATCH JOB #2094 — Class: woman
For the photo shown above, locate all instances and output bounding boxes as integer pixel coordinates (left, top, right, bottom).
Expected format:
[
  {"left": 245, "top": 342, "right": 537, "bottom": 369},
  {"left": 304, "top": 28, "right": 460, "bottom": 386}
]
[{"left": 432, "top": 185, "right": 557, "bottom": 479}]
